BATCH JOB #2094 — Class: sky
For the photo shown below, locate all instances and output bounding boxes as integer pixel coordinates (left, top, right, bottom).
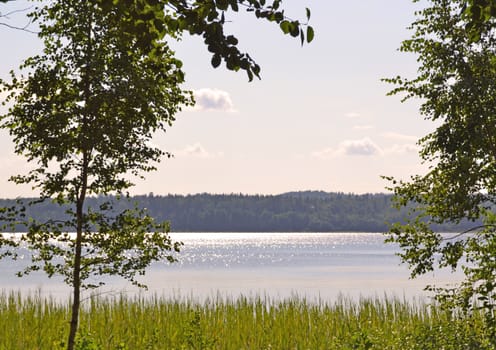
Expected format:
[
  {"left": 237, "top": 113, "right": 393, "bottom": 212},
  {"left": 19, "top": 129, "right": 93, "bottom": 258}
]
[{"left": 0, "top": 1, "right": 433, "bottom": 197}]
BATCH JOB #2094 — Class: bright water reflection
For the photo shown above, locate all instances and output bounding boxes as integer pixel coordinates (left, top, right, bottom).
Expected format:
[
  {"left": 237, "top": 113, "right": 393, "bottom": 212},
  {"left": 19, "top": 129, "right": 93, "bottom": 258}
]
[
  {"left": 167, "top": 232, "right": 397, "bottom": 268},
  {"left": 0, "top": 232, "right": 462, "bottom": 302}
]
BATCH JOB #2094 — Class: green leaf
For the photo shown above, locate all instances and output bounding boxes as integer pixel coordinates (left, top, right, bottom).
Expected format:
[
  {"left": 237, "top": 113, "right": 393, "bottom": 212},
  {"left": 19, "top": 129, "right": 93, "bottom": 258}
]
[
  {"left": 247, "top": 69, "right": 254, "bottom": 82},
  {"left": 211, "top": 54, "right": 222, "bottom": 68},
  {"left": 290, "top": 21, "right": 300, "bottom": 37},
  {"left": 279, "top": 20, "right": 290, "bottom": 34},
  {"left": 229, "top": 0, "right": 239, "bottom": 11},
  {"left": 226, "top": 35, "right": 238, "bottom": 45},
  {"left": 216, "top": 0, "right": 228, "bottom": 11},
  {"left": 306, "top": 26, "right": 314, "bottom": 43}
]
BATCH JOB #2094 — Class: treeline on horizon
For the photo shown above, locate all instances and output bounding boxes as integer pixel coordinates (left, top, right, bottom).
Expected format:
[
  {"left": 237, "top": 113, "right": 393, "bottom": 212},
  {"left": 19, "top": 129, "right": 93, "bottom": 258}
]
[{"left": 0, "top": 191, "right": 479, "bottom": 232}]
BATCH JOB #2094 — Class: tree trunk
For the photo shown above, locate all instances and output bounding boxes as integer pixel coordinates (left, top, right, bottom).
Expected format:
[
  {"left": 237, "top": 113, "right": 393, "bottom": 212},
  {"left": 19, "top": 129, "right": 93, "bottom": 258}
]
[
  {"left": 67, "top": 208, "right": 83, "bottom": 350},
  {"left": 67, "top": 150, "right": 88, "bottom": 350},
  {"left": 68, "top": 7, "right": 92, "bottom": 347}
]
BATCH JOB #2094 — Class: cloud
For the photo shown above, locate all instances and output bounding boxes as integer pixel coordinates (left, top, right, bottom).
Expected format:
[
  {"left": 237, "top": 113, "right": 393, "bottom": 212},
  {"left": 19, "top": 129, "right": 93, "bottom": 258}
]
[
  {"left": 384, "top": 144, "right": 420, "bottom": 155},
  {"left": 345, "top": 112, "right": 361, "bottom": 118},
  {"left": 312, "top": 147, "right": 336, "bottom": 159},
  {"left": 339, "top": 138, "right": 382, "bottom": 156},
  {"left": 379, "top": 133, "right": 420, "bottom": 155},
  {"left": 381, "top": 132, "right": 418, "bottom": 142},
  {"left": 313, "top": 138, "right": 382, "bottom": 158},
  {"left": 191, "top": 88, "right": 236, "bottom": 112},
  {"left": 175, "top": 143, "right": 223, "bottom": 159}
]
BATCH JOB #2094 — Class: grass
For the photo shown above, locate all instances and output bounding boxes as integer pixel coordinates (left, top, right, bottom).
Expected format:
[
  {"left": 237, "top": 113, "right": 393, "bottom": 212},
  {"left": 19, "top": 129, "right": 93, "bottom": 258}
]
[{"left": 0, "top": 291, "right": 494, "bottom": 350}]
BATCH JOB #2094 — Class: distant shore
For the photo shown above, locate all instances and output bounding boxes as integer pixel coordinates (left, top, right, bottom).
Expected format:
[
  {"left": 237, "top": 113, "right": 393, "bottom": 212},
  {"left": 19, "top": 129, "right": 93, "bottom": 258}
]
[{"left": 0, "top": 191, "right": 479, "bottom": 232}]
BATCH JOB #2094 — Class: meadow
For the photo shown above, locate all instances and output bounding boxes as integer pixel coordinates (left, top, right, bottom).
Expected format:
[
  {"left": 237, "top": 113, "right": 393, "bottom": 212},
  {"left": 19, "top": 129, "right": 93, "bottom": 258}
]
[{"left": 0, "top": 291, "right": 493, "bottom": 350}]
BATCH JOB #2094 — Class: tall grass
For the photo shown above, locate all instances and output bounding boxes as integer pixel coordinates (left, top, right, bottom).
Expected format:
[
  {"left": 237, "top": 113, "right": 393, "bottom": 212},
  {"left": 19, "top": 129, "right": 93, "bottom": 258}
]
[{"left": 0, "top": 291, "right": 493, "bottom": 349}]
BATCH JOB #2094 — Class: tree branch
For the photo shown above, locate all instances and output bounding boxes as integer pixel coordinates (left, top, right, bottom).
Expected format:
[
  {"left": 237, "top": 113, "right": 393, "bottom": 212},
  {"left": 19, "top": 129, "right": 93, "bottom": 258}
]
[
  {"left": 0, "top": 5, "right": 37, "bottom": 33},
  {"left": 443, "top": 224, "right": 496, "bottom": 241}
]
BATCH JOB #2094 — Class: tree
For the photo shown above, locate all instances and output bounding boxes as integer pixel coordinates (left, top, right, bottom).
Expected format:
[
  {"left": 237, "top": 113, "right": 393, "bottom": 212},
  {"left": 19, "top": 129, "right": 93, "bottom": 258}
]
[
  {"left": 385, "top": 0, "right": 496, "bottom": 333},
  {"left": 0, "top": 1, "right": 192, "bottom": 349},
  {"left": 0, "top": 1, "right": 313, "bottom": 349}
]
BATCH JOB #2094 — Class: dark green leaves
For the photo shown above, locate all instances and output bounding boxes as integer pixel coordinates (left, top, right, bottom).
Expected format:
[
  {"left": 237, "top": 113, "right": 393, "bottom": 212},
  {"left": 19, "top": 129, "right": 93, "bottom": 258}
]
[
  {"left": 307, "top": 26, "right": 314, "bottom": 43},
  {"left": 211, "top": 53, "right": 221, "bottom": 68},
  {"left": 91, "top": 1, "right": 314, "bottom": 81},
  {"left": 461, "top": 0, "right": 496, "bottom": 41},
  {"left": 385, "top": 0, "right": 496, "bottom": 316},
  {"left": 279, "top": 20, "right": 291, "bottom": 33},
  {"left": 279, "top": 19, "right": 314, "bottom": 44},
  {"left": 216, "top": 0, "right": 229, "bottom": 11},
  {"left": 143, "top": 0, "right": 314, "bottom": 80}
]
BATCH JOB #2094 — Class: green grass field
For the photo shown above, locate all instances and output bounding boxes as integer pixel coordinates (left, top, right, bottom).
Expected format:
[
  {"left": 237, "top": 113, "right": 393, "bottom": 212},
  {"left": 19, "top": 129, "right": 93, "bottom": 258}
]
[{"left": 0, "top": 291, "right": 493, "bottom": 350}]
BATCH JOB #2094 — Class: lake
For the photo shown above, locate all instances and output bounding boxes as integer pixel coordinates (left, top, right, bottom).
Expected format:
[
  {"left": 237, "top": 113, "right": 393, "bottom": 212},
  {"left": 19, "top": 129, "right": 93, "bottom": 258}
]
[{"left": 0, "top": 232, "right": 462, "bottom": 302}]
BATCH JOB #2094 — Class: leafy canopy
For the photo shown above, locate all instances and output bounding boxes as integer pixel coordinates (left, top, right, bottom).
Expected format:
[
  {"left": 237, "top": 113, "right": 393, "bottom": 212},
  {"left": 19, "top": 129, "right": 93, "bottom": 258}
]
[
  {"left": 385, "top": 0, "right": 496, "bottom": 325},
  {"left": 105, "top": 0, "right": 313, "bottom": 81},
  {"left": 2, "top": 1, "right": 314, "bottom": 80}
]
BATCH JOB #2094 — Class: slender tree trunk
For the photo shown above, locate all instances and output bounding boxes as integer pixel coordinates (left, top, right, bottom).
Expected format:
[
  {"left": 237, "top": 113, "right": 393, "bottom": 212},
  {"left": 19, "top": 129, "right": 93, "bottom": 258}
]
[
  {"left": 67, "top": 154, "right": 88, "bottom": 350},
  {"left": 67, "top": 5, "right": 92, "bottom": 349},
  {"left": 67, "top": 151, "right": 89, "bottom": 350},
  {"left": 67, "top": 197, "right": 84, "bottom": 350}
]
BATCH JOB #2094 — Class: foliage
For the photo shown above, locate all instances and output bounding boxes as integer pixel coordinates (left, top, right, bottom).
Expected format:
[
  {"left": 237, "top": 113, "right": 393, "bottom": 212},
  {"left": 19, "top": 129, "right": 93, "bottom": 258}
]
[
  {"left": 0, "top": 0, "right": 191, "bottom": 348},
  {"left": 465, "top": 0, "right": 496, "bottom": 38},
  {"left": 1, "top": 0, "right": 313, "bottom": 81},
  {"left": 0, "top": 292, "right": 494, "bottom": 349},
  {"left": 114, "top": 0, "right": 314, "bottom": 81},
  {"left": 385, "top": 0, "right": 496, "bottom": 329}
]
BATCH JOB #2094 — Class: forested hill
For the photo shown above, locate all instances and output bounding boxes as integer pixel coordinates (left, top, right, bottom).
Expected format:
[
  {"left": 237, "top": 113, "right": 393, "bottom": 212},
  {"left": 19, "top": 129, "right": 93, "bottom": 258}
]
[
  {"left": 0, "top": 191, "right": 477, "bottom": 232},
  {"left": 137, "top": 192, "right": 397, "bottom": 232}
]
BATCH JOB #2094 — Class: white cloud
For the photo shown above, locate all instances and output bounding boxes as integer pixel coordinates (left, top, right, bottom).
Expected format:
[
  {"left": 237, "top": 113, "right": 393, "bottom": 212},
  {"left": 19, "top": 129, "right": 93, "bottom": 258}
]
[
  {"left": 384, "top": 144, "right": 420, "bottom": 155},
  {"left": 313, "top": 138, "right": 382, "bottom": 158},
  {"left": 380, "top": 133, "right": 420, "bottom": 155},
  {"left": 175, "top": 143, "right": 223, "bottom": 159},
  {"left": 345, "top": 112, "right": 361, "bottom": 118},
  {"left": 339, "top": 138, "right": 382, "bottom": 156},
  {"left": 381, "top": 132, "right": 418, "bottom": 142},
  {"left": 312, "top": 147, "right": 336, "bottom": 159},
  {"left": 191, "top": 88, "right": 236, "bottom": 112}
]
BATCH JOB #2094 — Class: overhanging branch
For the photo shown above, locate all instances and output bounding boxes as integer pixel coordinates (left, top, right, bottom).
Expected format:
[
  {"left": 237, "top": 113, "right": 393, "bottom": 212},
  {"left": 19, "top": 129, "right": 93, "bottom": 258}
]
[
  {"left": 0, "top": 5, "right": 36, "bottom": 33},
  {"left": 444, "top": 224, "right": 496, "bottom": 241}
]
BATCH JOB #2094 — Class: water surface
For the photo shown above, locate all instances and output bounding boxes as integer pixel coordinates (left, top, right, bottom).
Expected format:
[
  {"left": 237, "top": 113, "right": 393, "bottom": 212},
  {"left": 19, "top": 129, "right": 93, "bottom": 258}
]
[{"left": 0, "top": 232, "right": 462, "bottom": 302}]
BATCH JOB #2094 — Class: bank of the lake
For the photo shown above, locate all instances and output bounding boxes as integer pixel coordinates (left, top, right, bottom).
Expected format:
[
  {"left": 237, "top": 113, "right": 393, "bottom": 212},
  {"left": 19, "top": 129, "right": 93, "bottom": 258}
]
[{"left": 1, "top": 291, "right": 492, "bottom": 349}]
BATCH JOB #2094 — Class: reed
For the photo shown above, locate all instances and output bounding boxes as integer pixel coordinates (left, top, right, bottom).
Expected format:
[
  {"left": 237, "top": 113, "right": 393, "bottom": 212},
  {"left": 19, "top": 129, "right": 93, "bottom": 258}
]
[{"left": 0, "top": 291, "right": 492, "bottom": 349}]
